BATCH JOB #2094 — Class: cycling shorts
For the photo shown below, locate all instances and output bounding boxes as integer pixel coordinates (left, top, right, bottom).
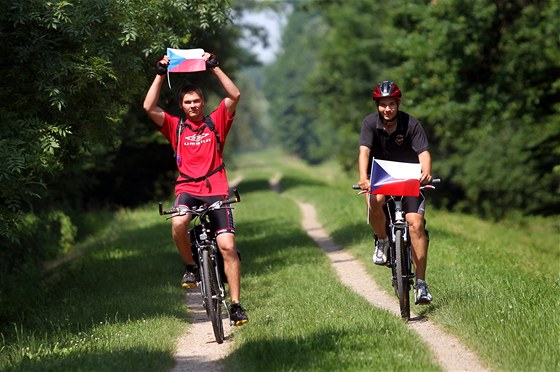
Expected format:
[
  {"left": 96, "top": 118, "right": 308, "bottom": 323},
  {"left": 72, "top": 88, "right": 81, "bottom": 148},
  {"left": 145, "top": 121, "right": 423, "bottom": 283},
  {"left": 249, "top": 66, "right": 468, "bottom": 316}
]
[
  {"left": 401, "top": 193, "right": 426, "bottom": 215},
  {"left": 174, "top": 193, "right": 236, "bottom": 236}
]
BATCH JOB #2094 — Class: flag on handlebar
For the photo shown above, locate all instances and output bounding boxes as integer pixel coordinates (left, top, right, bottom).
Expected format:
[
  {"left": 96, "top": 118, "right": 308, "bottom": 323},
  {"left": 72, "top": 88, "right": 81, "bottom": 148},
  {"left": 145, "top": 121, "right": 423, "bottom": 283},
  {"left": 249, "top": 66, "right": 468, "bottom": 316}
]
[
  {"left": 167, "top": 48, "right": 207, "bottom": 73},
  {"left": 370, "top": 158, "right": 421, "bottom": 196}
]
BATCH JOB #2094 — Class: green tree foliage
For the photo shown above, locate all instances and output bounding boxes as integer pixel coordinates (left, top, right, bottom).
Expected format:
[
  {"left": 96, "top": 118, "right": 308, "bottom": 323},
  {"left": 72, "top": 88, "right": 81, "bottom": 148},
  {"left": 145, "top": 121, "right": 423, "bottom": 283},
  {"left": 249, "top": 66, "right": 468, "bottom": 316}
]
[
  {"left": 267, "top": 0, "right": 559, "bottom": 218},
  {"left": 308, "top": 0, "right": 394, "bottom": 168},
  {"left": 392, "top": 0, "right": 560, "bottom": 217},
  {"left": 263, "top": 8, "right": 326, "bottom": 163}
]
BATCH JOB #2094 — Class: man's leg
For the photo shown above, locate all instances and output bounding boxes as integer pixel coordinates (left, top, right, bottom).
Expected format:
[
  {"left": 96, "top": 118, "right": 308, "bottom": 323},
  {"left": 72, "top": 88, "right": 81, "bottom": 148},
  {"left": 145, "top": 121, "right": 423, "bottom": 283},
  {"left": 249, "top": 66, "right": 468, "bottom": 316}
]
[
  {"left": 216, "top": 233, "right": 248, "bottom": 325},
  {"left": 407, "top": 212, "right": 432, "bottom": 304},
  {"left": 172, "top": 214, "right": 199, "bottom": 288},
  {"left": 407, "top": 212, "right": 428, "bottom": 280},
  {"left": 368, "top": 194, "right": 391, "bottom": 265},
  {"left": 216, "top": 233, "right": 240, "bottom": 302},
  {"left": 171, "top": 214, "right": 195, "bottom": 265},
  {"left": 368, "top": 194, "right": 387, "bottom": 238}
]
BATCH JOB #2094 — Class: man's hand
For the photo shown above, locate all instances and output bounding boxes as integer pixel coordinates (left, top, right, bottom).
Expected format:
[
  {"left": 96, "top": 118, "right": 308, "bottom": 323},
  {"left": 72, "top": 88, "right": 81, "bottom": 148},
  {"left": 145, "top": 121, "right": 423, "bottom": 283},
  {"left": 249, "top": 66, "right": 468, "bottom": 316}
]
[
  {"left": 358, "top": 179, "right": 370, "bottom": 190},
  {"left": 156, "top": 55, "right": 170, "bottom": 75},
  {"left": 204, "top": 52, "right": 219, "bottom": 69},
  {"left": 419, "top": 172, "right": 433, "bottom": 185}
]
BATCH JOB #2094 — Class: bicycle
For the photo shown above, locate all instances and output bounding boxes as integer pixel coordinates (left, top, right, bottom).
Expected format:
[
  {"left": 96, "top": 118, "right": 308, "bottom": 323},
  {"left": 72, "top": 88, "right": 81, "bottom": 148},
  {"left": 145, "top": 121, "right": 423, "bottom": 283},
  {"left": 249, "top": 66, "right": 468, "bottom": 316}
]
[
  {"left": 159, "top": 189, "right": 241, "bottom": 344},
  {"left": 353, "top": 181, "right": 439, "bottom": 321}
]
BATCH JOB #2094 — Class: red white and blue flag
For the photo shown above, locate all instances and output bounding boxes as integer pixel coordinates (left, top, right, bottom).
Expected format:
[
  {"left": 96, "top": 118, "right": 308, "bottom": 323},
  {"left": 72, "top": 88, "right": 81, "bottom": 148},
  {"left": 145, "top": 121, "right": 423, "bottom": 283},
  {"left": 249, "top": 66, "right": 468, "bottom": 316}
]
[
  {"left": 167, "top": 48, "right": 206, "bottom": 73},
  {"left": 369, "top": 158, "right": 421, "bottom": 196}
]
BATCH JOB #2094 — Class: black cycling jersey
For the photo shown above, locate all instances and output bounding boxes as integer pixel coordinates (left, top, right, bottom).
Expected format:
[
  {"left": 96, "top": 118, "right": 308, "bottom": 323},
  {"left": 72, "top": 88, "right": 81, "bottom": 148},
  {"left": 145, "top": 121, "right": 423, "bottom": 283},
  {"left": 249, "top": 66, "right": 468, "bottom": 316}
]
[{"left": 360, "top": 111, "right": 429, "bottom": 166}]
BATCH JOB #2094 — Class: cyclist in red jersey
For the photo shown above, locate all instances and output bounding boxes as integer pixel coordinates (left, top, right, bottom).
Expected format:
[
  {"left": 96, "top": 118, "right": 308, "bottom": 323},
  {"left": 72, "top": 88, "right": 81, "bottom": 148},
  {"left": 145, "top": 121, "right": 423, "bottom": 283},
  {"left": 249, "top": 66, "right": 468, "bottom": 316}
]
[{"left": 143, "top": 52, "right": 248, "bottom": 325}]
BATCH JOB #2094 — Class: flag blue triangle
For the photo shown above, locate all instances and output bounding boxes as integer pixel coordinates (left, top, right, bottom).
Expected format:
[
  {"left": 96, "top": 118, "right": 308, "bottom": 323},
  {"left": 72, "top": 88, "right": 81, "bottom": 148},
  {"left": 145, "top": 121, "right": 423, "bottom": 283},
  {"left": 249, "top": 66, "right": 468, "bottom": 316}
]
[{"left": 370, "top": 160, "right": 392, "bottom": 188}]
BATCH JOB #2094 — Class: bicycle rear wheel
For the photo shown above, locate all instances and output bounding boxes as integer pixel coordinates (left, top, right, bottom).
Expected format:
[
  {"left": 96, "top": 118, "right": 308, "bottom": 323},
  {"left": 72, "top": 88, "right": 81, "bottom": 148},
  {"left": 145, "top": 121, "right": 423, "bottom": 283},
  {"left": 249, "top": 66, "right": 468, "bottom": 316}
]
[
  {"left": 395, "top": 229, "right": 411, "bottom": 320},
  {"left": 202, "top": 248, "right": 224, "bottom": 344}
]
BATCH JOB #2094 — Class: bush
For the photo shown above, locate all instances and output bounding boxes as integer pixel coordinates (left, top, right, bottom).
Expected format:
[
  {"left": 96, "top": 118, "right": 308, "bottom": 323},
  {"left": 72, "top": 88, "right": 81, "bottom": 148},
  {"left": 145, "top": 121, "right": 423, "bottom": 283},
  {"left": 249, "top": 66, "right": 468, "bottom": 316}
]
[{"left": 0, "top": 210, "right": 77, "bottom": 324}]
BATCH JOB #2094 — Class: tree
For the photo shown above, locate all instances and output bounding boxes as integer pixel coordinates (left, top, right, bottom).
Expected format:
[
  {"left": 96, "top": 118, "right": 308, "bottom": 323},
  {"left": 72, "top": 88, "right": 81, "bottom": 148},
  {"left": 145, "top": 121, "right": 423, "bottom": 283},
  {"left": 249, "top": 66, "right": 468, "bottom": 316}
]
[
  {"left": 263, "top": 7, "right": 325, "bottom": 163},
  {"left": 0, "top": 0, "right": 234, "bottom": 310},
  {"left": 293, "top": 0, "right": 559, "bottom": 217},
  {"left": 393, "top": 0, "right": 560, "bottom": 216}
]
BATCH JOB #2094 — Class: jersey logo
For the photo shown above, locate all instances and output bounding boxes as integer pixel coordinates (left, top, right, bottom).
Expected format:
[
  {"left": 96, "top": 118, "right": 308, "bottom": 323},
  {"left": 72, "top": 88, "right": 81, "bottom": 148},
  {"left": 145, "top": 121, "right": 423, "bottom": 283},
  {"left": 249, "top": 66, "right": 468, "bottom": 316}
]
[
  {"left": 184, "top": 133, "right": 210, "bottom": 143},
  {"left": 395, "top": 134, "right": 404, "bottom": 145}
]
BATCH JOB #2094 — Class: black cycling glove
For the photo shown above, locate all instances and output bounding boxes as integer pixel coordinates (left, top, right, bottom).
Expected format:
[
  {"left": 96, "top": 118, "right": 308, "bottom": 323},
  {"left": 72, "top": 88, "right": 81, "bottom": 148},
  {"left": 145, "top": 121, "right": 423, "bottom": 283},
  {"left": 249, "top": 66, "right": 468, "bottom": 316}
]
[
  {"left": 206, "top": 54, "right": 219, "bottom": 69},
  {"left": 156, "top": 59, "right": 167, "bottom": 75}
]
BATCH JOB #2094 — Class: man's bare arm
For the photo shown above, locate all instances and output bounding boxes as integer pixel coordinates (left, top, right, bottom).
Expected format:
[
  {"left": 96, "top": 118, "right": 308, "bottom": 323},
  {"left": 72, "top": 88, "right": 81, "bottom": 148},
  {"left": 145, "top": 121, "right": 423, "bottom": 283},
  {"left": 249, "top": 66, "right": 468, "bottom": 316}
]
[
  {"left": 143, "top": 56, "right": 169, "bottom": 127},
  {"left": 418, "top": 150, "right": 433, "bottom": 185},
  {"left": 358, "top": 145, "right": 371, "bottom": 189}
]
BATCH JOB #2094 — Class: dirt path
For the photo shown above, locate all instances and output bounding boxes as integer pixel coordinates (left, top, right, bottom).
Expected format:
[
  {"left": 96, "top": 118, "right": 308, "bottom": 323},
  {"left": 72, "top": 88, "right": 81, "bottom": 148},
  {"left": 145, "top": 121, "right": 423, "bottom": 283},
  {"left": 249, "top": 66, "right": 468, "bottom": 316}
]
[
  {"left": 171, "top": 175, "right": 488, "bottom": 371},
  {"left": 171, "top": 177, "right": 245, "bottom": 372},
  {"left": 296, "top": 200, "right": 487, "bottom": 372},
  {"left": 171, "top": 289, "right": 231, "bottom": 372}
]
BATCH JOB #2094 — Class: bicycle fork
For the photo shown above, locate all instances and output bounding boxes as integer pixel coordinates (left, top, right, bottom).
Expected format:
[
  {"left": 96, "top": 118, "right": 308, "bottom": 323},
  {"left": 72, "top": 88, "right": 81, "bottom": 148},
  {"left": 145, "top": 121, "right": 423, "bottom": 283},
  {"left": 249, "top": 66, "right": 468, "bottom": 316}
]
[
  {"left": 391, "top": 200, "right": 415, "bottom": 284},
  {"left": 199, "top": 243, "right": 231, "bottom": 323}
]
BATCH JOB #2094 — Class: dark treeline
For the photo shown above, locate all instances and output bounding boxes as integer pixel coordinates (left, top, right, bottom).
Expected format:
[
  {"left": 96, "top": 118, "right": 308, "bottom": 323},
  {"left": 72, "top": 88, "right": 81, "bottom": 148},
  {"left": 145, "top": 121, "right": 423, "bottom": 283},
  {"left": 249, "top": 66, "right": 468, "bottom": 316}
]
[{"left": 263, "top": 0, "right": 560, "bottom": 218}]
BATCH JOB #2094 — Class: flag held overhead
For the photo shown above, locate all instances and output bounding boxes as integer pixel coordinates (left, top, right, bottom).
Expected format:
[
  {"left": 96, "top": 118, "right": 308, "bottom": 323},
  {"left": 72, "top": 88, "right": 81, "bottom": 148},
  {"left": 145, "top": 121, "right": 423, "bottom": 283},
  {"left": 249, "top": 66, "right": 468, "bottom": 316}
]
[
  {"left": 370, "top": 158, "right": 421, "bottom": 196},
  {"left": 167, "top": 48, "right": 206, "bottom": 73}
]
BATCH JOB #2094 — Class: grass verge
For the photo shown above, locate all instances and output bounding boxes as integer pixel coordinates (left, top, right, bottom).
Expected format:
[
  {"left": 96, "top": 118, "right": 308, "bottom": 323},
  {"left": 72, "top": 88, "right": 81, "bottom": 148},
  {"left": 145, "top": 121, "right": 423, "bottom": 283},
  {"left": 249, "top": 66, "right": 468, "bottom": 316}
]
[
  {"left": 223, "top": 178, "right": 440, "bottom": 371},
  {"left": 244, "top": 150, "right": 559, "bottom": 372},
  {"left": 1, "top": 205, "right": 186, "bottom": 371}
]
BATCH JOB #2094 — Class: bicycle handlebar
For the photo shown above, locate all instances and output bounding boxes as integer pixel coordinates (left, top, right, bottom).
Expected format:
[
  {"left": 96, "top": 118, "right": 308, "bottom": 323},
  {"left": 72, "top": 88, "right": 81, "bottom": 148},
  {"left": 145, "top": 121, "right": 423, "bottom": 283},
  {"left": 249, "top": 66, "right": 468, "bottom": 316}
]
[
  {"left": 158, "top": 189, "right": 241, "bottom": 216},
  {"left": 352, "top": 179, "right": 441, "bottom": 191}
]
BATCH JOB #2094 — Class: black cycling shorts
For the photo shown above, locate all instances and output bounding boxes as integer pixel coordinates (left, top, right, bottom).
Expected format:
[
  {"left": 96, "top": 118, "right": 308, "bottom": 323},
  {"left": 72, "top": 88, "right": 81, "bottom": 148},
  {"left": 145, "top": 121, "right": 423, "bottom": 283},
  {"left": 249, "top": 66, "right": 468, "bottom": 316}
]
[
  {"left": 401, "top": 193, "right": 426, "bottom": 215},
  {"left": 174, "top": 193, "right": 236, "bottom": 236}
]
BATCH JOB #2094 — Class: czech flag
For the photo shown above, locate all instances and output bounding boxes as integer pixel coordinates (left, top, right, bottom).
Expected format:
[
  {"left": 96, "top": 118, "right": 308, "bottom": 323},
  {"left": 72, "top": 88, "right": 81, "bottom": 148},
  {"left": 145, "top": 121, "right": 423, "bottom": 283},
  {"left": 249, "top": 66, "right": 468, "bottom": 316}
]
[
  {"left": 370, "top": 158, "right": 421, "bottom": 196},
  {"left": 167, "top": 48, "right": 206, "bottom": 73}
]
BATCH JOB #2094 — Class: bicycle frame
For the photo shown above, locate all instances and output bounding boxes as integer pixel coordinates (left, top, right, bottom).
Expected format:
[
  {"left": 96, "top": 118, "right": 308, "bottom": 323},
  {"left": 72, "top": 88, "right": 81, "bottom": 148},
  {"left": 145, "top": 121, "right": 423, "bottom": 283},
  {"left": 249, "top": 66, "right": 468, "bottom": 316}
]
[
  {"left": 354, "top": 180, "right": 439, "bottom": 321},
  {"left": 384, "top": 196, "right": 414, "bottom": 320},
  {"left": 190, "top": 211, "right": 229, "bottom": 342},
  {"left": 159, "top": 190, "right": 240, "bottom": 344}
]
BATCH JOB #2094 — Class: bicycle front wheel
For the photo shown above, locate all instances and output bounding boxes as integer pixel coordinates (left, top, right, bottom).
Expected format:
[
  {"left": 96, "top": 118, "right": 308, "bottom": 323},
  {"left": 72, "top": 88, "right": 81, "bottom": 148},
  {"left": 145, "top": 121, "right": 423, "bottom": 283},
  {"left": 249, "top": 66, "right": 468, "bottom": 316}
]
[
  {"left": 395, "top": 229, "right": 411, "bottom": 320},
  {"left": 202, "top": 248, "right": 224, "bottom": 344}
]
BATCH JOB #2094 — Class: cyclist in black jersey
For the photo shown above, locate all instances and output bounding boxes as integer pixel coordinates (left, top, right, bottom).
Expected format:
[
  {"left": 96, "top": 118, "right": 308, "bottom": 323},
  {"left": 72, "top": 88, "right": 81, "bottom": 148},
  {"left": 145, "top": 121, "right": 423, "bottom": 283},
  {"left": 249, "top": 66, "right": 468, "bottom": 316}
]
[{"left": 357, "top": 81, "right": 434, "bottom": 304}]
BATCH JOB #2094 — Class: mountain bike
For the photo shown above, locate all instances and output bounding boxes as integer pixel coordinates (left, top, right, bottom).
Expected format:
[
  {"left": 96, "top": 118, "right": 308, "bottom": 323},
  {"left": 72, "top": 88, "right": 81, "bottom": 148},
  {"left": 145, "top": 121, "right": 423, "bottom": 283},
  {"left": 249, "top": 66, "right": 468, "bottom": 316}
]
[
  {"left": 353, "top": 181, "right": 439, "bottom": 321},
  {"left": 159, "top": 190, "right": 240, "bottom": 344}
]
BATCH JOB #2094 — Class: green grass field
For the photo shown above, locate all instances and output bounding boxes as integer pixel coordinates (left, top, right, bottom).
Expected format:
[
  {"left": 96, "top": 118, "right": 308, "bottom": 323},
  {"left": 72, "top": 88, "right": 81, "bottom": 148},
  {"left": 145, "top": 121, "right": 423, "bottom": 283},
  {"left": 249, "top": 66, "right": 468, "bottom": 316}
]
[{"left": 1, "top": 149, "right": 558, "bottom": 371}]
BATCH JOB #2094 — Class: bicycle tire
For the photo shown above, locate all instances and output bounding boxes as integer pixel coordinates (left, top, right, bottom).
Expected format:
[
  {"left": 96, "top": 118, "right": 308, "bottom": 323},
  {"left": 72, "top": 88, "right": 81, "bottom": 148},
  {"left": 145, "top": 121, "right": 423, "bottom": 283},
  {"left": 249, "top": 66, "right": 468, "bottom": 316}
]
[
  {"left": 395, "top": 229, "right": 411, "bottom": 320},
  {"left": 202, "top": 248, "right": 224, "bottom": 344}
]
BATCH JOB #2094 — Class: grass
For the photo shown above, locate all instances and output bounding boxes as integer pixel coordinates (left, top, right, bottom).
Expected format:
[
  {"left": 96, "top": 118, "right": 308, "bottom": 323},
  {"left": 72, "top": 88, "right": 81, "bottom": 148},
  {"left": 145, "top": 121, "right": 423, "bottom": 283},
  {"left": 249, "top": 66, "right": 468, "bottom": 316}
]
[
  {"left": 222, "top": 182, "right": 439, "bottom": 371},
  {"left": 1, "top": 205, "right": 186, "bottom": 371},
  {"left": 1, "top": 148, "right": 558, "bottom": 371},
  {"left": 246, "top": 150, "right": 559, "bottom": 372}
]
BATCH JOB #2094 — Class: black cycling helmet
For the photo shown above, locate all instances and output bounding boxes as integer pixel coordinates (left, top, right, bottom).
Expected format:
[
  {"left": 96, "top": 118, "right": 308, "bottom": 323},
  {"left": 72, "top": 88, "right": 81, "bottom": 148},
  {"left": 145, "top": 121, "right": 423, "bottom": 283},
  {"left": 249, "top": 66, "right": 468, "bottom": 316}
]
[{"left": 372, "top": 81, "right": 402, "bottom": 101}]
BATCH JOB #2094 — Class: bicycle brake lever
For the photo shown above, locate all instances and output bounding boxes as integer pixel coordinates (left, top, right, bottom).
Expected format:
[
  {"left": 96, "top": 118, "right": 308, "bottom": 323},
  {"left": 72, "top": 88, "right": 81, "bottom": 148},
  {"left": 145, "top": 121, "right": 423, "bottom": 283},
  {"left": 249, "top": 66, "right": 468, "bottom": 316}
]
[{"left": 176, "top": 205, "right": 190, "bottom": 216}]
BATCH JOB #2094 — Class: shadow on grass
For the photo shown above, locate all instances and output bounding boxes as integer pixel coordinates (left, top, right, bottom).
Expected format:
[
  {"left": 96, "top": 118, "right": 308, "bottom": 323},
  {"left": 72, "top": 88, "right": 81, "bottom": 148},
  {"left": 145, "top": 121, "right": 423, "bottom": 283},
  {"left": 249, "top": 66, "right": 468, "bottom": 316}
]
[
  {"left": 11, "top": 347, "right": 175, "bottom": 372},
  {"left": 2, "top": 221, "right": 185, "bottom": 371},
  {"left": 223, "top": 326, "right": 377, "bottom": 370},
  {"left": 233, "top": 174, "right": 330, "bottom": 196},
  {"left": 278, "top": 174, "right": 329, "bottom": 193},
  {"left": 235, "top": 217, "right": 319, "bottom": 279}
]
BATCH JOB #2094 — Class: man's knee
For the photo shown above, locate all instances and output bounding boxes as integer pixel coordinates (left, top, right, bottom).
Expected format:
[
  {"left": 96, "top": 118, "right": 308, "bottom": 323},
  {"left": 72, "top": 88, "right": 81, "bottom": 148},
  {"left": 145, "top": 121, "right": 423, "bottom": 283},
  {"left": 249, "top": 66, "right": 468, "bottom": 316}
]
[
  {"left": 217, "top": 235, "right": 237, "bottom": 256},
  {"left": 407, "top": 214, "right": 425, "bottom": 234}
]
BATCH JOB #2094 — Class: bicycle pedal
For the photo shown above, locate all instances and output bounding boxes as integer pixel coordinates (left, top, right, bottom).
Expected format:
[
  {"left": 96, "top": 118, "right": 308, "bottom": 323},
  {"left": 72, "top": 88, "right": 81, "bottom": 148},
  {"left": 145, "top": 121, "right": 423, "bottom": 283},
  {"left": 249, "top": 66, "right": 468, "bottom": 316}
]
[
  {"left": 232, "top": 319, "right": 248, "bottom": 327},
  {"left": 181, "top": 282, "right": 198, "bottom": 289}
]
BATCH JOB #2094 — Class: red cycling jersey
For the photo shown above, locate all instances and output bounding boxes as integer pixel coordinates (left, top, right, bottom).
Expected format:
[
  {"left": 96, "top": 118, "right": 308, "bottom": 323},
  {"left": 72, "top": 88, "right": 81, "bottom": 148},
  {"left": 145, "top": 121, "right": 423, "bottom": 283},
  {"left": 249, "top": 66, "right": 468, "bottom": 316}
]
[{"left": 160, "top": 99, "right": 234, "bottom": 196}]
